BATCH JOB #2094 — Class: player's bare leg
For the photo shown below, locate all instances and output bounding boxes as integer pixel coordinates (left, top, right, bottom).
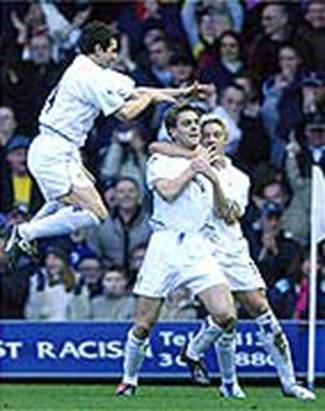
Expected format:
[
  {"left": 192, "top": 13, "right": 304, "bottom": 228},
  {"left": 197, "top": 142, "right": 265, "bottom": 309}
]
[{"left": 117, "top": 296, "right": 163, "bottom": 396}]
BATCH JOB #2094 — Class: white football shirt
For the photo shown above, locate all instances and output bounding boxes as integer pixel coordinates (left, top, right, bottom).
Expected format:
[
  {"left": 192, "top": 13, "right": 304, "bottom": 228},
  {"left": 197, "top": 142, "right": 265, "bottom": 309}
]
[
  {"left": 207, "top": 157, "right": 251, "bottom": 252},
  {"left": 39, "top": 54, "right": 135, "bottom": 148},
  {"left": 147, "top": 153, "right": 214, "bottom": 233}
]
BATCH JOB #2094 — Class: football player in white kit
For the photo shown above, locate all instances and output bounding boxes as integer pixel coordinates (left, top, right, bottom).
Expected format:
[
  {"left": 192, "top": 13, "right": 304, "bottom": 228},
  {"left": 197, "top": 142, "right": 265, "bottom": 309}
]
[
  {"left": 5, "top": 21, "right": 202, "bottom": 271},
  {"left": 116, "top": 104, "right": 237, "bottom": 396},
  {"left": 151, "top": 115, "right": 315, "bottom": 401}
]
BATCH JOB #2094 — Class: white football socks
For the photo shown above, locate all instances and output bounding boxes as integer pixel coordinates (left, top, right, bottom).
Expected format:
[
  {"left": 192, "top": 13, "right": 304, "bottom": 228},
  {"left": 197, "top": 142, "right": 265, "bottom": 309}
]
[
  {"left": 19, "top": 205, "right": 100, "bottom": 241},
  {"left": 122, "top": 329, "right": 149, "bottom": 386},
  {"left": 186, "top": 316, "right": 225, "bottom": 361},
  {"left": 31, "top": 201, "right": 63, "bottom": 221},
  {"left": 216, "top": 329, "right": 237, "bottom": 384},
  {"left": 256, "top": 310, "right": 296, "bottom": 390}
]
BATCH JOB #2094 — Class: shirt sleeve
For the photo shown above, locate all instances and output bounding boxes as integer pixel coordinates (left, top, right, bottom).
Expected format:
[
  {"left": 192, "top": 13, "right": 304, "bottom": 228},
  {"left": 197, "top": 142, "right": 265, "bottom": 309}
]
[
  {"left": 87, "top": 68, "right": 136, "bottom": 116},
  {"left": 231, "top": 171, "right": 250, "bottom": 216},
  {"left": 146, "top": 155, "right": 183, "bottom": 190}
]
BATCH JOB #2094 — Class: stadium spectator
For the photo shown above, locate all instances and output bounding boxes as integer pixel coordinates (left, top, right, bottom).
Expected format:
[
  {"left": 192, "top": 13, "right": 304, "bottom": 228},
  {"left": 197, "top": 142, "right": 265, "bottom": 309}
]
[
  {"left": 181, "top": 0, "right": 243, "bottom": 61},
  {"left": 10, "top": 3, "right": 48, "bottom": 52},
  {"left": 234, "top": 75, "right": 270, "bottom": 175},
  {"left": 99, "top": 123, "right": 147, "bottom": 198},
  {"left": 69, "top": 229, "right": 97, "bottom": 270},
  {"left": 280, "top": 112, "right": 325, "bottom": 243},
  {"left": 198, "top": 30, "right": 246, "bottom": 88},
  {"left": 261, "top": 44, "right": 304, "bottom": 167},
  {"left": 101, "top": 179, "right": 117, "bottom": 211},
  {"left": 243, "top": 175, "right": 289, "bottom": 247},
  {"left": 69, "top": 254, "right": 104, "bottom": 319},
  {"left": 234, "top": 73, "right": 260, "bottom": 117},
  {"left": 295, "top": 0, "right": 325, "bottom": 72},
  {"left": 210, "top": 84, "right": 245, "bottom": 155},
  {"left": 128, "top": 242, "right": 148, "bottom": 286},
  {"left": 2, "top": 34, "right": 63, "bottom": 135},
  {"left": 90, "top": 267, "right": 135, "bottom": 320},
  {"left": 294, "top": 242, "right": 325, "bottom": 320},
  {"left": 0, "top": 134, "right": 43, "bottom": 214},
  {"left": 24, "top": 247, "right": 75, "bottom": 320},
  {"left": 10, "top": 2, "right": 90, "bottom": 63},
  {"left": 276, "top": 73, "right": 325, "bottom": 151},
  {"left": 118, "top": 1, "right": 186, "bottom": 60},
  {"left": 169, "top": 52, "right": 195, "bottom": 87},
  {"left": 281, "top": 130, "right": 311, "bottom": 244},
  {"left": 0, "top": 106, "right": 17, "bottom": 200},
  {"left": 0, "top": 106, "right": 17, "bottom": 146},
  {"left": 75, "top": 254, "right": 103, "bottom": 299},
  {"left": 152, "top": 51, "right": 196, "bottom": 138},
  {"left": 248, "top": 3, "right": 294, "bottom": 83},
  {"left": 87, "top": 177, "right": 151, "bottom": 276},
  {"left": 0, "top": 230, "right": 29, "bottom": 319},
  {"left": 133, "top": 38, "right": 173, "bottom": 87},
  {"left": 251, "top": 201, "right": 302, "bottom": 292}
]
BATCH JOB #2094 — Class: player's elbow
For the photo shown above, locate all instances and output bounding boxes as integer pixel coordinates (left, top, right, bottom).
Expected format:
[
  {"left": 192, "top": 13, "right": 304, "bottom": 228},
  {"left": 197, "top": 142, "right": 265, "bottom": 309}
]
[
  {"left": 155, "top": 181, "right": 177, "bottom": 203},
  {"left": 115, "top": 107, "right": 134, "bottom": 122},
  {"left": 149, "top": 142, "right": 162, "bottom": 155},
  {"left": 158, "top": 189, "right": 177, "bottom": 203}
]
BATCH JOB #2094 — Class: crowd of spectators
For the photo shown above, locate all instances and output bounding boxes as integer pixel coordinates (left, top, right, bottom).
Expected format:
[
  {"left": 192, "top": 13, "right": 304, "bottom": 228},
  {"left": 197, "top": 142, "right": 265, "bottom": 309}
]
[{"left": 0, "top": 0, "right": 324, "bottom": 322}]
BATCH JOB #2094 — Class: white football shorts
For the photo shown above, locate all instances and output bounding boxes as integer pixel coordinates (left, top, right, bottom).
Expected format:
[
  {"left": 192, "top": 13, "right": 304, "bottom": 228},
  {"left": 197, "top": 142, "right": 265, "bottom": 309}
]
[
  {"left": 133, "top": 230, "right": 227, "bottom": 299},
  {"left": 28, "top": 133, "right": 94, "bottom": 201},
  {"left": 211, "top": 242, "right": 266, "bottom": 292}
]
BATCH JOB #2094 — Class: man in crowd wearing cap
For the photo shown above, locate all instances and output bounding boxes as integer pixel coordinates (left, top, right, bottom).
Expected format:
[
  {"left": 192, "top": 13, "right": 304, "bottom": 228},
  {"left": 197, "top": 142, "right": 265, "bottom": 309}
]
[
  {"left": 254, "top": 201, "right": 302, "bottom": 289},
  {"left": 0, "top": 134, "right": 43, "bottom": 214}
]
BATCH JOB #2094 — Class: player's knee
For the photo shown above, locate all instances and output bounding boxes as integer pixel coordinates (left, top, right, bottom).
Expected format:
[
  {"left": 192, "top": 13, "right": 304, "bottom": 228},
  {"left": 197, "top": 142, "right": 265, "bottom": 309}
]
[
  {"left": 214, "top": 311, "right": 237, "bottom": 331},
  {"left": 133, "top": 323, "right": 153, "bottom": 340},
  {"left": 250, "top": 301, "right": 270, "bottom": 318}
]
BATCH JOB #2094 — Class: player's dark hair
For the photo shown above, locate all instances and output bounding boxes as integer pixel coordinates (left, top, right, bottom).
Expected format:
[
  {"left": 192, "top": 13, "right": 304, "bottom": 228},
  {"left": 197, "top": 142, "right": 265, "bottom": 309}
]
[
  {"left": 79, "top": 21, "right": 115, "bottom": 55},
  {"left": 165, "top": 104, "right": 200, "bottom": 134}
]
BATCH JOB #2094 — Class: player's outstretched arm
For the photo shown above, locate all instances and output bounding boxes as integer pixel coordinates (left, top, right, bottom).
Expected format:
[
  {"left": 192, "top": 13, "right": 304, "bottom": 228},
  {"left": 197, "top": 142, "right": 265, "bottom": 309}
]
[
  {"left": 115, "top": 92, "right": 158, "bottom": 121},
  {"left": 137, "top": 82, "right": 209, "bottom": 100},
  {"left": 116, "top": 82, "right": 210, "bottom": 122}
]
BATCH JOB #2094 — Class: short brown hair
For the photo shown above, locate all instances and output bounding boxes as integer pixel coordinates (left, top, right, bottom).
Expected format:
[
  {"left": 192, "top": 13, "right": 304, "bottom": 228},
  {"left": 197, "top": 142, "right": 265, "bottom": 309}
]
[{"left": 164, "top": 104, "right": 200, "bottom": 134}]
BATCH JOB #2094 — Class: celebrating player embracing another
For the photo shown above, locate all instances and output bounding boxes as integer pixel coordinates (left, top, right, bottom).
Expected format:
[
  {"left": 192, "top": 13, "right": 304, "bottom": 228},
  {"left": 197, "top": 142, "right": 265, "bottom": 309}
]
[
  {"left": 150, "top": 114, "right": 315, "bottom": 401},
  {"left": 117, "top": 104, "right": 237, "bottom": 396}
]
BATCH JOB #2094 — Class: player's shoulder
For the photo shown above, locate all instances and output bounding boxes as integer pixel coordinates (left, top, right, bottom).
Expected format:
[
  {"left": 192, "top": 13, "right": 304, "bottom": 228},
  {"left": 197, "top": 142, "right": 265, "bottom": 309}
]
[
  {"left": 61, "top": 55, "right": 94, "bottom": 85},
  {"left": 104, "top": 67, "right": 135, "bottom": 88},
  {"left": 227, "top": 158, "right": 250, "bottom": 186},
  {"left": 147, "top": 153, "right": 170, "bottom": 166},
  {"left": 148, "top": 153, "right": 187, "bottom": 166}
]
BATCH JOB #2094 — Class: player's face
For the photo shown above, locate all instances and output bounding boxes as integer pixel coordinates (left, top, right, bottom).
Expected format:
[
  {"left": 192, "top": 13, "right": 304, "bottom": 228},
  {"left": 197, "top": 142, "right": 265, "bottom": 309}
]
[
  {"left": 172, "top": 110, "right": 200, "bottom": 149},
  {"left": 97, "top": 38, "right": 119, "bottom": 68},
  {"left": 201, "top": 121, "right": 227, "bottom": 153}
]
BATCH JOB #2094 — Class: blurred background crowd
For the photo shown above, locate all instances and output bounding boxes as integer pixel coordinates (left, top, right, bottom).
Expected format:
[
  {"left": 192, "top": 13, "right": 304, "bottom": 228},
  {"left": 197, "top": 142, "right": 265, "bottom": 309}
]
[{"left": 0, "top": 0, "right": 324, "bottom": 322}]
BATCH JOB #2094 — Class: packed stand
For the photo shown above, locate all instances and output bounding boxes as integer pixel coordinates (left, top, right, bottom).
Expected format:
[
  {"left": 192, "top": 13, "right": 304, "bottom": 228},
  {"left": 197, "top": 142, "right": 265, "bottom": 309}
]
[{"left": 0, "top": 0, "right": 324, "bottom": 321}]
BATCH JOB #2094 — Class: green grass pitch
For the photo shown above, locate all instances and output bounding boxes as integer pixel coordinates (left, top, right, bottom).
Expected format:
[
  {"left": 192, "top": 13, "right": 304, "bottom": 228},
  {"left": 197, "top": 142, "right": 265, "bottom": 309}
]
[{"left": 0, "top": 384, "right": 324, "bottom": 411}]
